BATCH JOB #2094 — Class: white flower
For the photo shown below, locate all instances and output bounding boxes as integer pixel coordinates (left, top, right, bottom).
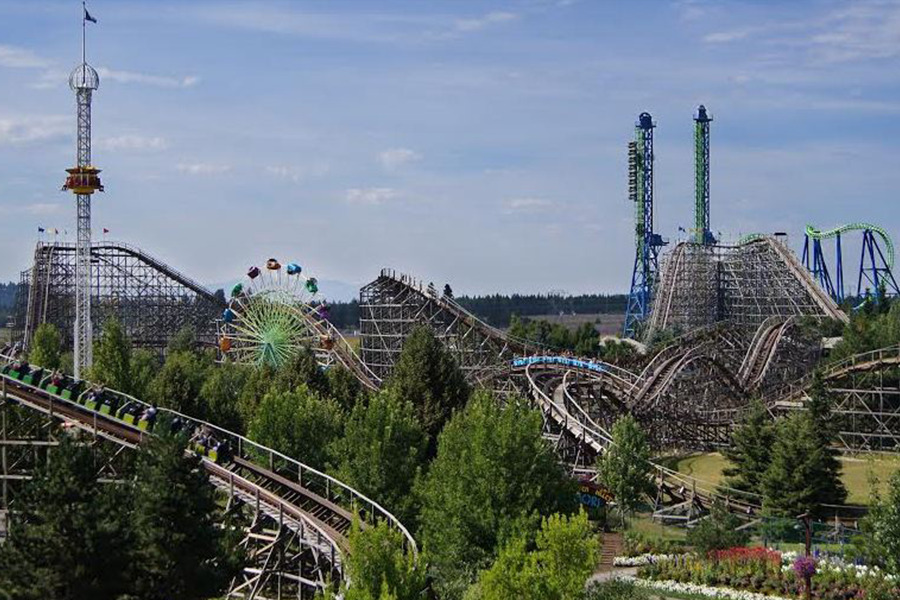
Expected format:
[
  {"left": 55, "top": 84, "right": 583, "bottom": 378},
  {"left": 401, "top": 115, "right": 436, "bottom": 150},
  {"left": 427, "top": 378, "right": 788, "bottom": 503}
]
[
  {"left": 635, "top": 578, "right": 793, "bottom": 600},
  {"left": 613, "top": 553, "right": 679, "bottom": 567}
]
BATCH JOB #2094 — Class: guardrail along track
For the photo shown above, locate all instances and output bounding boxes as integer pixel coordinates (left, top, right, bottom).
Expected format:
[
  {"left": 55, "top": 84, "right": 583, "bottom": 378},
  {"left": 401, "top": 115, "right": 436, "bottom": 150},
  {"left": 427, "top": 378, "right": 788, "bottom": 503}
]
[{"left": 0, "top": 353, "right": 415, "bottom": 596}]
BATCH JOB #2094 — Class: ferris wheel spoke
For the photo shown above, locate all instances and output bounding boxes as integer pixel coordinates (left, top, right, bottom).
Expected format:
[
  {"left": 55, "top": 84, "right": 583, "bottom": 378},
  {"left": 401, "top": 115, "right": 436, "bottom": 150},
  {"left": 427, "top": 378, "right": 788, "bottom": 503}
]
[{"left": 217, "top": 258, "right": 330, "bottom": 369}]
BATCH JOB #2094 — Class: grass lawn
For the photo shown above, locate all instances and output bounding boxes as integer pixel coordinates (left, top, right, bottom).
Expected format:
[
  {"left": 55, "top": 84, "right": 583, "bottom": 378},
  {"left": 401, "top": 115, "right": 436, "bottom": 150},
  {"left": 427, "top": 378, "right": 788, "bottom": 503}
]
[
  {"left": 671, "top": 452, "right": 900, "bottom": 505},
  {"left": 629, "top": 512, "right": 687, "bottom": 542}
]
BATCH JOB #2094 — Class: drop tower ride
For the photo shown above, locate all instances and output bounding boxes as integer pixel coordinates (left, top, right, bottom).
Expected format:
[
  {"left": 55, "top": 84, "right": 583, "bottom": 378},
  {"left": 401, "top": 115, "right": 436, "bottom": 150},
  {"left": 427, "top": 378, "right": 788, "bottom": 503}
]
[
  {"left": 62, "top": 4, "right": 103, "bottom": 379},
  {"left": 624, "top": 112, "right": 665, "bottom": 338}
]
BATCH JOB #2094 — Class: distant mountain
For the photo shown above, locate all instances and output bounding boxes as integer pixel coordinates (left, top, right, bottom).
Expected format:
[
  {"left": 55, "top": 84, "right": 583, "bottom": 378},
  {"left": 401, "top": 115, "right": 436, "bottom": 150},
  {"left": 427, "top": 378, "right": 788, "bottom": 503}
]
[{"left": 207, "top": 277, "right": 361, "bottom": 303}]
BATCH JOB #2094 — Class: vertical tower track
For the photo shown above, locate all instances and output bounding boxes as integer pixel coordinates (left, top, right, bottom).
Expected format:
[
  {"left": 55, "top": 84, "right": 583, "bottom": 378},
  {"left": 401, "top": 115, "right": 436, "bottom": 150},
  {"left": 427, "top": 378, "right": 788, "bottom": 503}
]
[
  {"left": 624, "top": 112, "right": 665, "bottom": 338},
  {"left": 693, "top": 105, "right": 713, "bottom": 245}
]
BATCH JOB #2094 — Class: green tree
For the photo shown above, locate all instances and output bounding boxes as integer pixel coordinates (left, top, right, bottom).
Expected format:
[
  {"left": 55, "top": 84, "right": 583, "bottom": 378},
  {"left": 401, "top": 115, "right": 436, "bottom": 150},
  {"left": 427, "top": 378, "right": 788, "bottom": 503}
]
[
  {"left": 272, "top": 346, "right": 330, "bottom": 397},
  {"left": 148, "top": 350, "right": 212, "bottom": 418},
  {"left": 327, "top": 364, "right": 366, "bottom": 411},
  {"left": 200, "top": 362, "right": 250, "bottom": 432},
  {"left": 28, "top": 322, "right": 62, "bottom": 370},
  {"left": 59, "top": 351, "right": 74, "bottom": 375},
  {"left": 857, "top": 471, "right": 900, "bottom": 575},
  {"left": 417, "top": 391, "right": 573, "bottom": 599},
  {"left": 722, "top": 400, "right": 776, "bottom": 494},
  {"left": 338, "top": 520, "right": 426, "bottom": 600},
  {"left": 167, "top": 325, "right": 197, "bottom": 354},
  {"left": 686, "top": 499, "right": 749, "bottom": 556},
  {"left": 572, "top": 322, "right": 600, "bottom": 358},
  {"left": 596, "top": 415, "right": 653, "bottom": 526},
  {"left": 130, "top": 348, "right": 159, "bottom": 400},
  {"left": 761, "top": 412, "right": 845, "bottom": 517},
  {"left": 0, "top": 438, "right": 132, "bottom": 600},
  {"left": 332, "top": 389, "right": 427, "bottom": 524},
  {"left": 805, "top": 377, "right": 848, "bottom": 506},
  {"left": 237, "top": 364, "right": 275, "bottom": 424},
  {"left": 91, "top": 318, "right": 132, "bottom": 392},
  {"left": 466, "top": 511, "right": 598, "bottom": 600},
  {"left": 534, "top": 511, "right": 598, "bottom": 599},
  {"left": 248, "top": 384, "right": 344, "bottom": 471},
  {"left": 386, "top": 325, "right": 469, "bottom": 446},
  {"left": 131, "top": 432, "right": 239, "bottom": 600}
]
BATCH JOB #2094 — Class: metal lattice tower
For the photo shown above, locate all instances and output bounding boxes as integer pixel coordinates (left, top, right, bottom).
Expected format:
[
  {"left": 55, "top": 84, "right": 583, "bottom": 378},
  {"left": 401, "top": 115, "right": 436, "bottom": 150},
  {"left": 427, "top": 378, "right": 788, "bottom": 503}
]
[
  {"left": 693, "top": 105, "right": 714, "bottom": 245},
  {"left": 62, "top": 8, "right": 102, "bottom": 379},
  {"left": 624, "top": 112, "right": 666, "bottom": 338}
]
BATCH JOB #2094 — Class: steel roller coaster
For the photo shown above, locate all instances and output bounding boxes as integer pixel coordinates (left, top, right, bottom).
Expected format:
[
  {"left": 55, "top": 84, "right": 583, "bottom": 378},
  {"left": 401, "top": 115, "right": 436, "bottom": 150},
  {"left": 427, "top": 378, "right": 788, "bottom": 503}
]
[{"left": 802, "top": 222, "right": 900, "bottom": 303}]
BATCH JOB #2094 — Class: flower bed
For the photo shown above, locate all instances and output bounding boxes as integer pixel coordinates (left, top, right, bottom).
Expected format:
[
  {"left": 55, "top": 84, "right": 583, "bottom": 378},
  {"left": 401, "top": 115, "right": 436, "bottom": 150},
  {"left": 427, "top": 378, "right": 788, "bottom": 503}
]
[
  {"left": 634, "top": 578, "right": 792, "bottom": 600},
  {"left": 637, "top": 547, "right": 898, "bottom": 600},
  {"left": 613, "top": 553, "right": 678, "bottom": 567}
]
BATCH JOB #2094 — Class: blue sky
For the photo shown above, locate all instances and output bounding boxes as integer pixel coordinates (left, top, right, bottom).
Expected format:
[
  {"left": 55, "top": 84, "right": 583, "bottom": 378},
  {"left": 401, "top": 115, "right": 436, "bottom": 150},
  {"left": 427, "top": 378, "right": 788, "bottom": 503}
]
[{"left": 1, "top": 0, "right": 899, "bottom": 297}]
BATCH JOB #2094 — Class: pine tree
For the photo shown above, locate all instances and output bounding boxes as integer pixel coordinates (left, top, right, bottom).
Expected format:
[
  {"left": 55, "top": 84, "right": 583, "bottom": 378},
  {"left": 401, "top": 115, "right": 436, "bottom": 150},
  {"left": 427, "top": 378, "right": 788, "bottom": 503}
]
[
  {"left": 804, "top": 376, "right": 848, "bottom": 506},
  {"left": 131, "top": 432, "right": 239, "bottom": 600},
  {"left": 0, "top": 438, "right": 132, "bottom": 600},
  {"left": 762, "top": 411, "right": 846, "bottom": 517},
  {"left": 386, "top": 325, "right": 469, "bottom": 449},
  {"left": 28, "top": 322, "right": 62, "bottom": 370},
  {"left": 722, "top": 400, "right": 776, "bottom": 494}
]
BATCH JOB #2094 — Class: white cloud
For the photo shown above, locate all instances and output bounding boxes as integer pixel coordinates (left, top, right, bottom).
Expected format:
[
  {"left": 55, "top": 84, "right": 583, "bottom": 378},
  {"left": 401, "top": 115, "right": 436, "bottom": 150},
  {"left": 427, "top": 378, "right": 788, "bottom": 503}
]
[
  {"left": 345, "top": 187, "right": 398, "bottom": 205},
  {"left": 699, "top": 2, "right": 900, "bottom": 63},
  {"left": 804, "top": 1, "right": 900, "bottom": 62},
  {"left": 0, "top": 45, "right": 50, "bottom": 69},
  {"left": 177, "top": 162, "right": 232, "bottom": 175},
  {"left": 265, "top": 162, "right": 330, "bottom": 182},
  {"left": 378, "top": 147, "right": 422, "bottom": 171},
  {"left": 503, "top": 197, "right": 553, "bottom": 212},
  {"left": 96, "top": 135, "right": 168, "bottom": 151},
  {"left": 0, "top": 115, "right": 68, "bottom": 145},
  {"left": 97, "top": 67, "right": 199, "bottom": 88},
  {"left": 454, "top": 11, "right": 518, "bottom": 33}
]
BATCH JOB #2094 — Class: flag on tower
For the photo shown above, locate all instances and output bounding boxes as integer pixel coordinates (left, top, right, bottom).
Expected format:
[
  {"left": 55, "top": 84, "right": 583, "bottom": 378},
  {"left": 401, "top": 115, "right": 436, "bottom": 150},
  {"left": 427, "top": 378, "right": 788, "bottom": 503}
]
[
  {"left": 37, "top": 226, "right": 45, "bottom": 233},
  {"left": 84, "top": 7, "right": 97, "bottom": 24},
  {"left": 103, "top": 228, "right": 109, "bottom": 234}
]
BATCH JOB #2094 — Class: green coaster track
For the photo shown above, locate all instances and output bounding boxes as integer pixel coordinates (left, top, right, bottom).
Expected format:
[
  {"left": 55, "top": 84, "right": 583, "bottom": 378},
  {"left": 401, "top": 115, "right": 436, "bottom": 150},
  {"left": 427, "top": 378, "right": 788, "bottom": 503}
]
[{"left": 805, "top": 222, "right": 894, "bottom": 270}]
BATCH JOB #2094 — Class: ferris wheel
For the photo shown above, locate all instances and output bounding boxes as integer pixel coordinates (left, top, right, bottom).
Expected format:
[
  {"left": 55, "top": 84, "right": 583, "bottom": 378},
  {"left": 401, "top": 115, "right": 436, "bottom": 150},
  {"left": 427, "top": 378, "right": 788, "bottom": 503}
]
[{"left": 217, "top": 258, "right": 332, "bottom": 369}]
